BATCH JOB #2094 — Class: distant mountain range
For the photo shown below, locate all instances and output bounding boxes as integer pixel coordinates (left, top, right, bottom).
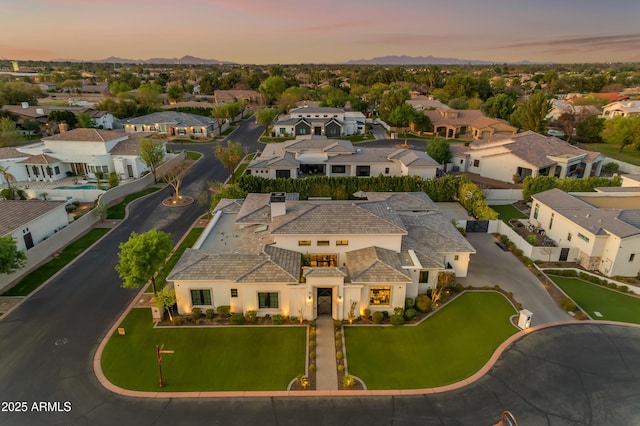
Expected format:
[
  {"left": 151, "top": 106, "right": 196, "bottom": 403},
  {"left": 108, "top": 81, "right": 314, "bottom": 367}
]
[
  {"left": 346, "top": 55, "right": 538, "bottom": 65},
  {"left": 88, "top": 55, "right": 236, "bottom": 65}
]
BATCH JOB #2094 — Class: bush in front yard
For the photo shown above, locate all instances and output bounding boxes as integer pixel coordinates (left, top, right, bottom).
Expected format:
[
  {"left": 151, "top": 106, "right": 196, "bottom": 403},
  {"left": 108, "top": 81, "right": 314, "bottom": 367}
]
[
  {"left": 560, "top": 297, "right": 577, "bottom": 312},
  {"left": 372, "top": 311, "right": 384, "bottom": 324},
  {"left": 230, "top": 313, "right": 244, "bottom": 324},
  {"left": 405, "top": 298, "right": 415, "bottom": 309},
  {"left": 245, "top": 310, "right": 257, "bottom": 323},
  {"left": 272, "top": 314, "right": 283, "bottom": 325},
  {"left": 191, "top": 307, "right": 202, "bottom": 321},
  {"left": 404, "top": 308, "right": 418, "bottom": 321},
  {"left": 216, "top": 305, "right": 231, "bottom": 318},
  {"left": 390, "top": 314, "right": 405, "bottom": 326},
  {"left": 415, "top": 294, "right": 433, "bottom": 313},
  {"left": 205, "top": 309, "right": 215, "bottom": 320}
]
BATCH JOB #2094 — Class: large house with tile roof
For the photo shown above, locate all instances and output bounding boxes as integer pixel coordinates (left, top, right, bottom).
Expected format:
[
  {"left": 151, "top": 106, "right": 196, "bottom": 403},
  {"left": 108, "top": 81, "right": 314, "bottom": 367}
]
[
  {"left": 530, "top": 177, "right": 640, "bottom": 278},
  {"left": 168, "top": 192, "right": 475, "bottom": 320},
  {"left": 124, "top": 111, "right": 218, "bottom": 138},
  {"left": 449, "top": 131, "right": 604, "bottom": 183},
  {"left": 423, "top": 108, "right": 518, "bottom": 140},
  {"left": 2, "top": 104, "right": 114, "bottom": 132},
  {"left": 248, "top": 135, "right": 439, "bottom": 179},
  {"left": 273, "top": 106, "right": 366, "bottom": 137},
  {"left": 0, "top": 128, "right": 161, "bottom": 183}
]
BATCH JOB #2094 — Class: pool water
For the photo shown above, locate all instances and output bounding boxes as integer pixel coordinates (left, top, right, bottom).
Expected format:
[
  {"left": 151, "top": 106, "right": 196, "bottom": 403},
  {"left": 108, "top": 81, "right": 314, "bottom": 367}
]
[{"left": 54, "top": 185, "right": 108, "bottom": 190}]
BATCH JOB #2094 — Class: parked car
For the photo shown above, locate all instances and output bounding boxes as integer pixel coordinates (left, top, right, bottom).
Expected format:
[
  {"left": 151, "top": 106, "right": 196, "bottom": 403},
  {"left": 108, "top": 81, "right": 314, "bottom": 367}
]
[{"left": 547, "top": 129, "right": 564, "bottom": 138}]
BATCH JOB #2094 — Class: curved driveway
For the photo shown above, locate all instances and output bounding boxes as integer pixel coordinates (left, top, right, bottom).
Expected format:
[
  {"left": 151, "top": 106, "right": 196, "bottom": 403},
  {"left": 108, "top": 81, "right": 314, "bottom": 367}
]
[{"left": 1, "top": 123, "right": 639, "bottom": 425}]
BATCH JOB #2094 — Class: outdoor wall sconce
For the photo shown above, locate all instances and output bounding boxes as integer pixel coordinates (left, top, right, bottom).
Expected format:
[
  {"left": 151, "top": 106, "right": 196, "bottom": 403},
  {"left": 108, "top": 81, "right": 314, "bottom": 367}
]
[
  {"left": 307, "top": 293, "right": 313, "bottom": 303},
  {"left": 337, "top": 296, "right": 343, "bottom": 303}
]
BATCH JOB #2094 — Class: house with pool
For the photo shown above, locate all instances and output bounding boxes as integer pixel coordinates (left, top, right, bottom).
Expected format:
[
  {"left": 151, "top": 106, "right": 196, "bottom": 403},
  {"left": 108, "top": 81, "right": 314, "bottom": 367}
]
[{"left": 167, "top": 191, "right": 475, "bottom": 321}]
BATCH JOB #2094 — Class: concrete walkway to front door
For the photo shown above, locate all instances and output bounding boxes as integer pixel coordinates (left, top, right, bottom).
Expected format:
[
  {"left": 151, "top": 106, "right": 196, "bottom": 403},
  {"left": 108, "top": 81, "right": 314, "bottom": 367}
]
[{"left": 314, "top": 316, "right": 338, "bottom": 390}]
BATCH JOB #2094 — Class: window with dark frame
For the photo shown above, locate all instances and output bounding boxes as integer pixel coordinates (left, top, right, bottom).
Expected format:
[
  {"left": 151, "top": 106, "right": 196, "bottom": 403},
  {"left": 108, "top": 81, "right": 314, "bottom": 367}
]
[
  {"left": 190, "top": 289, "right": 212, "bottom": 305},
  {"left": 258, "top": 292, "right": 279, "bottom": 308},
  {"left": 231, "top": 288, "right": 238, "bottom": 298}
]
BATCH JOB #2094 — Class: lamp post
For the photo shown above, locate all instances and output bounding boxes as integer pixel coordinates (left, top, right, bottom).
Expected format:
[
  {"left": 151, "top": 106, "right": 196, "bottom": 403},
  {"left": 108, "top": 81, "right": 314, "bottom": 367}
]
[{"left": 156, "top": 344, "right": 174, "bottom": 388}]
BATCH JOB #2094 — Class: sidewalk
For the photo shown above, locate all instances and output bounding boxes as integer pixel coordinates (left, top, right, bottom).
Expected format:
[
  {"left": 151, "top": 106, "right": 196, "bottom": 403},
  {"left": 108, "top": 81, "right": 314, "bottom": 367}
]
[{"left": 314, "top": 316, "right": 338, "bottom": 390}]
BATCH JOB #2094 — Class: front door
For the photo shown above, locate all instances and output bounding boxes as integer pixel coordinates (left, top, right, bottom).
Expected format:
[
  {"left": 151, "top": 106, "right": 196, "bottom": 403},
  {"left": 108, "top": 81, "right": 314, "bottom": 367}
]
[
  {"left": 314, "top": 126, "right": 322, "bottom": 135},
  {"left": 317, "top": 288, "right": 332, "bottom": 315},
  {"left": 127, "top": 164, "right": 134, "bottom": 178},
  {"left": 23, "top": 232, "right": 34, "bottom": 250},
  {"left": 559, "top": 247, "right": 570, "bottom": 262}
]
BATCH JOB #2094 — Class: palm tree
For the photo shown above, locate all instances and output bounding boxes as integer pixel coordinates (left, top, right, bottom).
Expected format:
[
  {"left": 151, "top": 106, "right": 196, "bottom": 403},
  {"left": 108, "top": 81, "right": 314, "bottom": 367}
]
[
  {"left": 0, "top": 165, "right": 26, "bottom": 200},
  {"left": 0, "top": 165, "right": 16, "bottom": 191}
]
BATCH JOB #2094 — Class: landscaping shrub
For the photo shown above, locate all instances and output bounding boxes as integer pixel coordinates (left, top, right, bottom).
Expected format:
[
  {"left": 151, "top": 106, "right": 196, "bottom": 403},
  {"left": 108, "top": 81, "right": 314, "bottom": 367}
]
[
  {"left": 205, "top": 309, "right": 215, "bottom": 320},
  {"left": 500, "top": 235, "right": 509, "bottom": 244},
  {"left": 404, "top": 308, "right": 418, "bottom": 321},
  {"left": 526, "top": 235, "right": 537, "bottom": 245},
  {"left": 361, "top": 308, "right": 371, "bottom": 320},
  {"left": 415, "top": 294, "right": 433, "bottom": 313},
  {"left": 574, "top": 311, "right": 588, "bottom": 320},
  {"left": 309, "top": 320, "right": 317, "bottom": 328},
  {"left": 372, "top": 311, "right": 384, "bottom": 324},
  {"left": 245, "top": 310, "right": 257, "bottom": 324},
  {"left": 230, "top": 313, "right": 244, "bottom": 325},
  {"left": 336, "top": 351, "right": 343, "bottom": 360},
  {"left": 310, "top": 352, "right": 316, "bottom": 360},
  {"left": 337, "top": 364, "right": 344, "bottom": 373},
  {"left": 405, "top": 298, "right": 415, "bottom": 310},
  {"left": 289, "top": 315, "right": 298, "bottom": 323},
  {"left": 272, "top": 314, "right": 283, "bottom": 325},
  {"left": 334, "top": 319, "right": 342, "bottom": 330},
  {"left": 521, "top": 256, "right": 534, "bottom": 267},
  {"left": 342, "top": 374, "right": 356, "bottom": 388},
  {"left": 390, "top": 314, "right": 405, "bottom": 326},
  {"left": 216, "top": 305, "right": 231, "bottom": 318},
  {"left": 560, "top": 297, "right": 577, "bottom": 312},
  {"left": 309, "top": 340, "right": 316, "bottom": 348},
  {"left": 393, "top": 307, "right": 404, "bottom": 316},
  {"left": 336, "top": 340, "right": 342, "bottom": 348},
  {"left": 335, "top": 331, "right": 342, "bottom": 339},
  {"left": 382, "top": 310, "right": 389, "bottom": 319},
  {"left": 309, "top": 364, "right": 316, "bottom": 372},
  {"left": 454, "top": 283, "right": 463, "bottom": 292},
  {"left": 191, "top": 307, "right": 202, "bottom": 321},
  {"left": 172, "top": 317, "right": 185, "bottom": 326}
]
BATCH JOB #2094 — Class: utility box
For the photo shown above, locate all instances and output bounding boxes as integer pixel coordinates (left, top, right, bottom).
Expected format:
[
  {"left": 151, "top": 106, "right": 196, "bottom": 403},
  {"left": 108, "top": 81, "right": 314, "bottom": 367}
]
[{"left": 518, "top": 309, "right": 532, "bottom": 330}]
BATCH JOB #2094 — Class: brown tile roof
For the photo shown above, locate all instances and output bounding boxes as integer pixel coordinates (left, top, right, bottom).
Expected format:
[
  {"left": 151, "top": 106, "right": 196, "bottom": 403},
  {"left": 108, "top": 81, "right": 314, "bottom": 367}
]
[
  {"left": 0, "top": 147, "right": 27, "bottom": 160},
  {"left": 345, "top": 246, "right": 411, "bottom": 283},
  {"left": 0, "top": 200, "right": 66, "bottom": 234},
  {"left": 18, "top": 154, "right": 60, "bottom": 165},
  {"left": 43, "top": 128, "right": 126, "bottom": 142}
]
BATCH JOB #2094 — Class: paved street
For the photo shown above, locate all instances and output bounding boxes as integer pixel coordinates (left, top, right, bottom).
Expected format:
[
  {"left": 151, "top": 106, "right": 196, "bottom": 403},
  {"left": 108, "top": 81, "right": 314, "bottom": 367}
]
[{"left": 0, "top": 120, "right": 639, "bottom": 425}]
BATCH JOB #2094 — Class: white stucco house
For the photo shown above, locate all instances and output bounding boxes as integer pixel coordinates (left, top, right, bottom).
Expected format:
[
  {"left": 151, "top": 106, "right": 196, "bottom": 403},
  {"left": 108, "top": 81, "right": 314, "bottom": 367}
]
[
  {"left": 248, "top": 136, "right": 439, "bottom": 179},
  {"left": 0, "top": 128, "right": 162, "bottom": 183},
  {"left": 601, "top": 101, "right": 640, "bottom": 119},
  {"left": 0, "top": 200, "right": 69, "bottom": 251},
  {"left": 168, "top": 192, "right": 476, "bottom": 320},
  {"left": 273, "top": 106, "right": 366, "bottom": 137},
  {"left": 449, "top": 131, "right": 604, "bottom": 183},
  {"left": 530, "top": 180, "right": 640, "bottom": 278}
]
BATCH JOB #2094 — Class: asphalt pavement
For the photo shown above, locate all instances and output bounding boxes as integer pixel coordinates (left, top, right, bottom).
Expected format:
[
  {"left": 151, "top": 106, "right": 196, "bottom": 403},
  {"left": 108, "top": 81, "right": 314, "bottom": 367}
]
[{"left": 1, "top": 120, "right": 639, "bottom": 425}]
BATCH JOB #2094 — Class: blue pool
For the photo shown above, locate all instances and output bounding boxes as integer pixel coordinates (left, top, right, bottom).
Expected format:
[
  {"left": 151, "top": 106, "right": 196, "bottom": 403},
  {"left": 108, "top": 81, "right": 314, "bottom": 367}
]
[{"left": 54, "top": 185, "right": 108, "bottom": 190}]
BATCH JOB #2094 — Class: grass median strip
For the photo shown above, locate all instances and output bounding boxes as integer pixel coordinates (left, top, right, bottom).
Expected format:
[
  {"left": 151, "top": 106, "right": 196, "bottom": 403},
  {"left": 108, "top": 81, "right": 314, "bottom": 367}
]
[
  {"left": 551, "top": 276, "right": 640, "bottom": 324},
  {"left": 2, "top": 228, "right": 110, "bottom": 296},
  {"left": 344, "top": 292, "right": 517, "bottom": 390},
  {"left": 107, "top": 187, "right": 160, "bottom": 220},
  {"left": 101, "top": 309, "right": 306, "bottom": 391}
]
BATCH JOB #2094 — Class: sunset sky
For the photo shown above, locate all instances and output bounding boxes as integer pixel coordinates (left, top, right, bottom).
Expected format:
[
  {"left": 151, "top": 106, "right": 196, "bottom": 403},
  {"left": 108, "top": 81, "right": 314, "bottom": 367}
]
[{"left": 2, "top": 0, "right": 640, "bottom": 64}]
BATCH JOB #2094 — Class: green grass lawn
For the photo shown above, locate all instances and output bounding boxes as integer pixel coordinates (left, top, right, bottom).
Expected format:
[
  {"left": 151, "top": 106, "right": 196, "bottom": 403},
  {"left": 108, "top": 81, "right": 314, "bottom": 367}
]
[
  {"left": 2, "top": 228, "right": 110, "bottom": 296},
  {"left": 578, "top": 142, "right": 640, "bottom": 166},
  {"left": 107, "top": 187, "right": 160, "bottom": 219},
  {"left": 145, "top": 227, "right": 204, "bottom": 293},
  {"left": 490, "top": 204, "right": 527, "bottom": 223},
  {"left": 551, "top": 276, "right": 640, "bottom": 323},
  {"left": 344, "top": 292, "right": 517, "bottom": 389},
  {"left": 185, "top": 151, "right": 202, "bottom": 161},
  {"left": 101, "top": 309, "right": 306, "bottom": 391}
]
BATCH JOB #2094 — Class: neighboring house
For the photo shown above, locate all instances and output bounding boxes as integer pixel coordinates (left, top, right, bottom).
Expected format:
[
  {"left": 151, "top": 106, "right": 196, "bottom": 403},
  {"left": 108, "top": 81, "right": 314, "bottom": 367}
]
[
  {"left": 168, "top": 191, "right": 475, "bottom": 320},
  {"left": 406, "top": 96, "right": 448, "bottom": 111},
  {"left": 0, "top": 200, "right": 69, "bottom": 252},
  {"left": 214, "top": 90, "right": 263, "bottom": 106},
  {"left": 0, "top": 128, "right": 160, "bottom": 182},
  {"left": 601, "top": 101, "right": 640, "bottom": 119},
  {"left": 247, "top": 136, "right": 439, "bottom": 179},
  {"left": 273, "top": 106, "right": 366, "bottom": 137},
  {"left": 1, "top": 104, "right": 114, "bottom": 130},
  {"left": 124, "top": 111, "right": 218, "bottom": 138},
  {"left": 424, "top": 108, "right": 518, "bottom": 140},
  {"left": 449, "top": 131, "right": 604, "bottom": 182},
  {"left": 546, "top": 99, "right": 601, "bottom": 122},
  {"left": 530, "top": 183, "right": 640, "bottom": 278}
]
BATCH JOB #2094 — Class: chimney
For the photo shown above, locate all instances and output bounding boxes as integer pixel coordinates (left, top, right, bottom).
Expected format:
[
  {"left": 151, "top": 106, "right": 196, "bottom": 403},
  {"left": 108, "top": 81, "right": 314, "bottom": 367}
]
[
  {"left": 58, "top": 123, "right": 68, "bottom": 133},
  {"left": 270, "top": 192, "right": 287, "bottom": 218}
]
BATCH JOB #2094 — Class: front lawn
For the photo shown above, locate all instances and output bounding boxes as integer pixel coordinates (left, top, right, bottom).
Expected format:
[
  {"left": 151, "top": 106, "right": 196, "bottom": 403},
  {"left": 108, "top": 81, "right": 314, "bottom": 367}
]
[
  {"left": 344, "top": 292, "right": 517, "bottom": 389},
  {"left": 101, "top": 309, "right": 306, "bottom": 391},
  {"left": 2, "top": 228, "right": 110, "bottom": 296},
  {"left": 550, "top": 276, "right": 640, "bottom": 323},
  {"left": 578, "top": 142, "right": 640, "bottom": 166},
  {"left": 490, "top": 204, "right": 527, "bottom": 223}
]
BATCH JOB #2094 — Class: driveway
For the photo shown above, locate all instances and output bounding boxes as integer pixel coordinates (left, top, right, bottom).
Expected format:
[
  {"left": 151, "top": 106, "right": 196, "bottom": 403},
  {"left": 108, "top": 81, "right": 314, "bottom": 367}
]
[{"left": 459, "top": 233, "right": 569, "bottom": 326}]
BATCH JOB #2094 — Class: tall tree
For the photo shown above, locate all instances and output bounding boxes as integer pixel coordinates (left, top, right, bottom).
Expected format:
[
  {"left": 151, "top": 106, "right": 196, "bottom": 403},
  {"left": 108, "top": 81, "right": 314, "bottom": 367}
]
[
  {"left": 426, "top": 139, "right": 452, "bottom": 167},
  {"left": 481, "top": 93, "right": 515, "bottom": 120},
  {"left": 214, "top": 140, "right": 243, "bottom": 183},
  {"left": 165, "top": 162, "right": 189, "bottom": 201},
  {"left": 0, "top": 117, "right": 23, "bottom": 147},
  {"left": 601, "top": 116, "right": 640, "bottom": 152},
  {"left": 509, "top": 90, "right": 551, "bottom": 133},
  {"left": 576, "top": 115, "right": 604, "bottom": 142},
  {"left": 47, "top": 110, "right": 78, "bottom": 129},
  {"left": 378, "top": 87, "right": 410, "bottom": 122},
  {"left": 211, "top": 104, "right": 229, "bottom": 136},
  {"left": 259, "top": 76, "right": 287, "bottom": 104},
  {"left": 0, "top": 235, "right": 27, "bottom": 274},
  {"left": 387, "top": 104, "right": 415, "bottom": 136},
  {"left": 0, "top": 165, "right": 25, "bottom": 199},
  {"left": 76, "top": 112, "right": 96, "bottom": 128},
  {"left": 167, "top": 84, "right": 183, "bottom": 104},
  {"left": 154, "top": 287, "right": 177, "bottom": 321},
  {"left": 556, "top": 112, "right": 576, "bottom": 142},
  {"left": 138, "top": 138, "right": 166, "bottom": 183},
  {"left": 255, "top": 107, "right": 276, "bottom": 127},
  {"left": 115, "top": 229, "right": 173, "bottom": 296}
]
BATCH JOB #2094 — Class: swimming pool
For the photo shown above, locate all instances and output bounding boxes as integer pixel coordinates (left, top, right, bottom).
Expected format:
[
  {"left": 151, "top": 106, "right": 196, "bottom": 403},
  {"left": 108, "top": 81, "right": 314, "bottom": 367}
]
[{"left": 54, "top": 185, "right": 108, "bottom": 190}]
